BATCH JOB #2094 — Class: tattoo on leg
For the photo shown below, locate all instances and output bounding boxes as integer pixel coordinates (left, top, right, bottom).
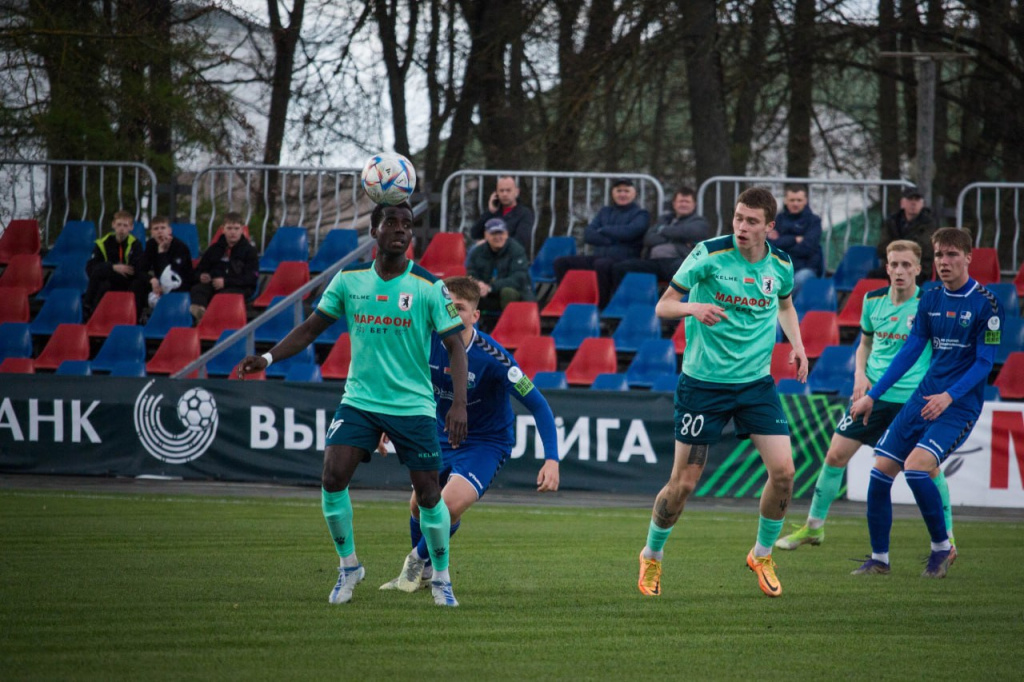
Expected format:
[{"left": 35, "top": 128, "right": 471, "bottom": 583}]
[
  {"left": 779, "top": 497, "right": 789, "bottom": 514},
  {"left": 687, "top": 444, "right": 709, "bottom": 466},
  {"left": 653, "top": 498, "right": 680, "bottom": 528}
]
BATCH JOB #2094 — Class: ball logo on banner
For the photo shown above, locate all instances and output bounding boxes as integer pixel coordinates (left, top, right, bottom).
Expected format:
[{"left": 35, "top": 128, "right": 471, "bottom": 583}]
[{"left": 134, "top": 381, "right": 219, "bottom": 463}]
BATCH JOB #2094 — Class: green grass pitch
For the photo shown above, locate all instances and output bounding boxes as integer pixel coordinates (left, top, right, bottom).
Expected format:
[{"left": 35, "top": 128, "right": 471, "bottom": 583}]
[{"left": 1, "top": 489, "right": 1022, "bottom": 680}]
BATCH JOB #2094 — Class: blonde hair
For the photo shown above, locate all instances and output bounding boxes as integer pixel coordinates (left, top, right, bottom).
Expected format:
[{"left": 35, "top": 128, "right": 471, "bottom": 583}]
[{"left": 886, "top": 239, "right": 921, "bottom": 262}]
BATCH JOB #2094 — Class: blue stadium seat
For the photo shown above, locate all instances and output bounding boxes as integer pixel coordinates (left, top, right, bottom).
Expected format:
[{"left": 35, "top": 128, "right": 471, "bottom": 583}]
[
  {"left": 832, "top": 245, "right": 879, "bottom": 292},
  {"left": 776, "top": 378, "right": 809, "bottom": 395},
  {"left": 550, "top": 303, "right": 600, "bottom": 351},
  {"left": 143, "top": 292, "right": 192, "bottom": 340},
  {"left": 984, "top": 385, "right": 1001, "bottom": 402},
  {"left": 530, "top": 237, "right": 576, "bottom": 285},
  {"left": 36, "top": 258, "right": 90, "bottom": 300},
  {"left": 532, "top": 371, "right": 568, "bottom": 390},
  {"left": 807, "top": 345, "right": 857, "bottom": 394},
  {"left": 255, "top": 297, "right": 305, "bottom": 344},
  {"left": 91, "top": 325, "right": 146, "bottom": 373},
  {"left": 310, "top": 229, "right": 359, "bottom": 274},
  {"left": 265, "top": 343, "right": 315, "bottom": 379},
  {"left": 0, "top": 322, "right": 33, "bottom": 360},
  {"left": 29, "top": 288, "right": 83, "bottom": 336},
  {"left": 259, "top": 226, "right": 308, "bottom": 272},
  {"left": 996, "top": 317, "right": 1024, "bottom": 365},
  {"left": 793, "top": 277, "right": 837, "bottom": 318},
  {"left": 171, "top": 222, "right": 201, "bottom": 260},
  {"left": 985, "top": 282, "right": 1019, "bottom": 319},
  {"left": 132, "top": 220, "right": 146, "bottom": 243},
  {"left": 56, "top": 360, "right": 92, "bottom": 376},
  {"left": 650, "top": 373, "right": 679, "bottom": 392},
  {"left": 109, "top": 361, "right": 146, "bottom": 377},
  {"left": 611, "top": 304, "right": 660, "bottom": 353},
  {"left": 284, "top": 362, "right": 323, "bottom": 382},
  {"left": 308, "top": 293, "right": 349, "bottom": 346},
  {"left": 590, "top": 372, "right": 629, "bottom": 391},
  {"left": 41, "top": 220, "right": 96, "bottom": 267},
  {"left": 626, "top": 339, "right": 677, "bottom": 388},
  {"left": 602, "top": 272, "right": 658, "bottom": 319},
  {"left": 205, "top": 329, "right": 249, "bottom": 377}
]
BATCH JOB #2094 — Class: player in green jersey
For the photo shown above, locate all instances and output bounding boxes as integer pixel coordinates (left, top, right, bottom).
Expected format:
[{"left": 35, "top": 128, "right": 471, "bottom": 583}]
[
  {"left": 238, "top": 202, "right": 469, "bottom": 607},
  {"left": 637, "top": 187, "right": 808, "bottom": 599},
  {"left": 776, "top": 240, "right": 955, "bottom": 555}
]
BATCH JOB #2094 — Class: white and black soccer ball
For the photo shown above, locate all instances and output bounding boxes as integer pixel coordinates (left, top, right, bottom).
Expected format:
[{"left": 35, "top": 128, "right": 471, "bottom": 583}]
[
  {"left": 176, "top": 388, "right": 217, "bottom": 431},
  {"left": 360, "top": 152, "right": 417, "bottom": 206}
]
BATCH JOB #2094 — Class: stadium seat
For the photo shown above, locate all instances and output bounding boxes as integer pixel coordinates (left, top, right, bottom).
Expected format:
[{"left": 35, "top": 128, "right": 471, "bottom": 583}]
[
  {"left": 132, "top": 220, "right": 146, "bottom": 243},
  {"left": 170, "top": 222, "right": 201, "bottom": 260},
  {"left": 143, "top": 292, "right": 192, "bottom": 340},
  {"left": 284, "top": 362, "right": 323, "bottom": 382},
  {"left": 650, "top": 373, "right": 679, "bottom": 392},
  {"left": 776, "top": 378, "right": 809, "bottom": 395},
  {"left": 310, "top": 229, "right": 360, "bottom": 274},
  {"left": 532, "top": 371, "right": 568, "bottom": 390},
  {"left": 985, "top": 282, "right": 1019, "bottom": 319},
  {"left": 265, "top": 344, "right": 314, "bottom": 379},
  {"left": 196, "top": 293, "right": 248, "bottom": 341},
  {"left": 807, "top": 345, "right": 857, "bottom": 394},
  {"left": 513, "top": 335, "right": 556, "bottom": 380},
  {"left": 836, "top": 278, "right": 888, "bottom": 328},
  {"left": 996, "top": 317, "right": 1024, "bottom": 365},
  {"left": 832, "top": 245, "right": 880, "bottom": 292},
  {"left": 0, "top": 357, "right": 34, "bottom": 373},
  {"left": 259, "top": 226, "right": 309, "bottom": 273},
  {"left": 109, "top": 361, "right": 147, "bottom": 377},
  {"left": 590, "top": 372, "right": 629, "bottom": 391},
  {"left": 670, "top": 321, "right": 687, "bottom": 355},
  {"left": 0, "top": 253, "right": 44, "bottom": 295},
  {"left": 34, "top": 323, "right": 90, "bottom": 371},
  {"left": 29, "top": 289, "right": 83, "bottom": 337},
  {"left": 229, "top": 366, "right": 265, "bottom": 381},
  {"left": 146, "top": 327, "right": 200, "bottom": 377},
  {"left": 541, "top": 270, "right": 599, "bottom": 317},
  {"left": 418, "top": 232, "right": 467, "bottom": 278},
  {"left": 41, "top": 220, "right": 96, "bottom": 267},
  {"left": 602, "top": 272, "right": 658, "bottom": 319},
  {"left": 993, "top": 352, "right": 1024, "bottom": 399},
  {"left": 0, "top": 286, "right": 30, "bottom": 323},
  {"left": 770, "top": 343, "right": 797, "bottom": 381},
  {"left": 489, "top": 301, "right": 541, "bottom": 351},
  {"left": 56, "top": 360, "right": 92, "bottom": 376},
  {"left": 36, "top": 259, "right": 90, "bottom": 300},
  {"left": 85, "top": 291, "right": 137, "bottom": 337},
  {"left": 0, "top": 322, "right": 33, "bottom": 360},
  {"left": 611, "top": 304, "right": 661, "bottom": 353},
  {"left": 799, "top": 311, "right": 840, "bottom": 359},
  {"left": 253, "top": 261, "right": 310, "bottom": 308},
  {"left": 320, "top": 332, "right": 352, "bottom": 380},
  {"left": 205, "top": 330, "right": 248, "bottom": 377},
  {"left": 0, "top": 219, "right": 41, "bottom": 264},
  {"left": 793, "top": 277, "right": 837, "bottom": 317},
  {"left": 255, "top": 297, "right": 305, "bottom": 343},
  {"left": 565, "top": 337, "right": 617, "bottom": 386},
  {"left": 1014, "top": 263, "right": 1024, "bottom": 298},
  {"left": 969, "top": 247, "right": 1000, "bottom": 286},
  {"left": 550, "top": 303, "right": 600, "bottom": 351},
  {"left": 984, "top": 385, "right": 1001, "bottom": 402},
  {"left": 529, "top": 237, "right": 576, "bottom": 285},
  {"left": 625, "top": 339, "right": 677, "bottom": 388},
  {"left": 91, "top": 325, "right": 145, "bottom": 373}
]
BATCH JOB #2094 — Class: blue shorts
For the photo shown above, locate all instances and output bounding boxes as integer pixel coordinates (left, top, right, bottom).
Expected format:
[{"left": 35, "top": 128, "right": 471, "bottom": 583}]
[
  {"left": 326, "top": 404, "right": 442, "bottom": 471},
  {"left": 833, "top": 399, "right": 903, "bottom": 446},
  {"left": 438, "top": 441, "right": 508, "bottom": 498},
  {"left": 874, "top": 394, "right": 977, "bottom": 466},
  {"left": 673, "top": 374, "right": 790, "bottom": 444}
]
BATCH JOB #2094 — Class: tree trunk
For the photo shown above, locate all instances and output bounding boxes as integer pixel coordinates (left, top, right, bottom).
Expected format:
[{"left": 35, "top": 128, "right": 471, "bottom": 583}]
[
  {"left": 785, "top": 0, "right": 816, "bottom": 177},
  {"left": 877, "top": 0, "right": 900, "bottom": 192},
  {"left": 730, "top": 0, "right": 772, "bottom": 175},
  {"left": 374, "top": 0, "right": 419, "bottom": 158},
  {"left": 148, "top": 0, "right": 175, "bottom": 193},
  {"left": 263, "top": 0, "right": 306, "bottom": 218},
  {"left": 898, "top": 0, "right": 919, "bottom": 166}
]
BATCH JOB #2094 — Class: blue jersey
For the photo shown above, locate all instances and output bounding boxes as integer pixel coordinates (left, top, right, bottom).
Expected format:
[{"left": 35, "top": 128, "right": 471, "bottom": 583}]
[{"left": 429, "top": 329, "right": 559, "bottom": 459}]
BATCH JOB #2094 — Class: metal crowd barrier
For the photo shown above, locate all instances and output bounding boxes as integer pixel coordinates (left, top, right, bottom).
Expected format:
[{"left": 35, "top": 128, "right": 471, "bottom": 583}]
[{"left": 956, "top": 182, "right": 1024, "bottom": 277}]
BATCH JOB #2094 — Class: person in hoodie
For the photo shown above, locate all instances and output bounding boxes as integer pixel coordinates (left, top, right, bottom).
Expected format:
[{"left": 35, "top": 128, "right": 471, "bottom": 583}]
[
  {"left": 188, "top": 212, "right": 259, "bottom": 321},
  {"left": 553, "top": 177, "right": 651, "bottom": 307},
  {"left": 140, "top": 215, "right": 194, "bottom": 313},
  {"left": 767, "top": 184, "right": 823, "bottom": 297},
  {"left": 82, "top": 210, "right": 146, "bottom": 321},
  {"left": 869, "top": 187, "right": 937, "bottom": 285},
  {"left": 466, "top": 218, "right": 535, "bottom": 312}
]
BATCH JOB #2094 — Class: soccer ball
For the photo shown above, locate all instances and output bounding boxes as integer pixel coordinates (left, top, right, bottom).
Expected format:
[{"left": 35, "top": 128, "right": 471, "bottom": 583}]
[
  {"left": 361, "top": 152, "right": 417, "bottom": 205},
  {"left": 176, "top": 388, "right": 217, "bottom": 431}
]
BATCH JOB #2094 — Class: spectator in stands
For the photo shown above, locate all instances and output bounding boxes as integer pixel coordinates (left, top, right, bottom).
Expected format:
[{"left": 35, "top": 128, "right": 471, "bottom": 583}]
[
  {"left": 869, "top": 187, "right": 936, "bottom": 284},
  {"left": 768, "top": 184, "right": 823, "bottom": 296},
  {"left": 553, "top": 178, "right": 651, "bottom": 307},
  {"left": 141, "top": 215, "right": 194, "bottom": 315},
  {"left": 470, "top": 176, "right": 535, "bottom": 253},
  {"left": 83, "top": 209, "right": 145, "bottom": 320},
  {"left": 610, "top": 186, "right": 710, "bottom": 290},
  {"left": 189, "top": 212, "right": 258, "bottom": 321},
  {"left": 466, "top": 218, "right": 534, "bottom": 312}
]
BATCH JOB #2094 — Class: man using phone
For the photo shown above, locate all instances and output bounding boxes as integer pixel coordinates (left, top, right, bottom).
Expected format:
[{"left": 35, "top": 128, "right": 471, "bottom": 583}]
[{"left": 470, "top": 176, "right": 536, "bottom": 254}]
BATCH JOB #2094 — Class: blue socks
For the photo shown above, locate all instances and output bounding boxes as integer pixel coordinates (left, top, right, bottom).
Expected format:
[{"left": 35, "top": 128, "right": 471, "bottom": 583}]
[
  {"left": 866, "top": 469, "right": 894, "bottom": 556},
  {"left": 905, "top": 469, "right": 949, "bottom": 545}
]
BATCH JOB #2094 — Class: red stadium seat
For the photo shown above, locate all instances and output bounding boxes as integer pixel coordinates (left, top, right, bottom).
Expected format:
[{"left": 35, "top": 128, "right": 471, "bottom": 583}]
[
  {"left": 418, "top": 232, "right": 467, "bottom": 278},
  {"left": 34, "top": 323, "right": 90, "bottom": 371},
  {"left": 541, "top": 270, "right": 599, "bottom": 317},
  {"left": 837, "top": 278, "right": 888, "bottom": 328},
  {"left": 490, "top": 302, "right": 541, "bottom": 351},
  {"left": 565, "top": 337, "right": 617, "bottom": 386},
  {"left": 0, "top": 286, "right": 30, "bottom": 323},
  {"left": 85, "top": 291, "right": 137, "bottom": 337},
  {"left": 969, "top": 248, "right": 1001, "bottom": 286},
  {"left": 0, "top": 219, "right": 41, "bottom": 264},
  {"left": 799, "top": 311, "right": 840, "bottom": 359},
  {"left": 0, "top": 357, "right": 35, "bottom": 374},
  {"left": 320, "top": 332, "right": 352, "bottom": 379},
  {"left": 253, "top": 261, "right": 310, "bottom": 308},
  {"left": 146, "top": 327, "right": 200, "bottom": 377},
  {"left": 1014, "top": 263, "right": 1024, "bottom": 298},
  {"left": 228, "top": 363, "right": 265, "bottom": 381},
  {"left": 0, "top": 254, "right": 44, "bottom": 295},
  {"left": 993, "top": 352, "right": 1024, "bottom": 400},
  {"left": 670, "top": 320, "right": 687, "bottom": 356},
  {"left": 513, "top": 335, "right": 556, "bottom": 380},
  {"left": 771, "top": 342, "right": 797, "bottom": 381},
  {"left": 196, "top": 293, "right": 248, "bottom": 341}
]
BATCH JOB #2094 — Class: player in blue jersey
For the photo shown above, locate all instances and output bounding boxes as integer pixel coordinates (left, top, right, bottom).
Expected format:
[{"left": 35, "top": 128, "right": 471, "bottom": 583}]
[
  {"left": 850, "top": 227, "right": 1003, "bottom": 578},
  {"left": 238, "top": 202, "right": 469, "bottom": 607},
  {"left": 378, "top": 275, "right": 561, "bottom": 593}
]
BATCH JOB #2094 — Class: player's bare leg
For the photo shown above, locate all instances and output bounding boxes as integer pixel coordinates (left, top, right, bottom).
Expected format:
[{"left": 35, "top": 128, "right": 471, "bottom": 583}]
[{"left": 746, "top": 435, "right": 794, "bottom": 597}]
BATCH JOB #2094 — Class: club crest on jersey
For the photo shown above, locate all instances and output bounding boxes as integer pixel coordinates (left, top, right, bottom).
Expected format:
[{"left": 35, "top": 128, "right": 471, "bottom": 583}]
[
  {"left": 399, "top": 292, "right": 413, "bottom": 311},
  {"left": 959, "top": 310, "right": 972, "bottom": 327},
  {"left": 761, "top": 276, "right": 776, "bottom": 295}
]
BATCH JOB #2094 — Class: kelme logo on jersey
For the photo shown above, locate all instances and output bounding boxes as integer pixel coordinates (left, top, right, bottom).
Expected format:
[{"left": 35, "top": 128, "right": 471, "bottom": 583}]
[
  {"left": 133, "top": 381, "right": 218, "bottom": 464},
  {"left": 399, "top": 292, "right": 413, "bottom": 311},
  {"left": 761, "top": 276, "right": 776, "bottom": 295}
]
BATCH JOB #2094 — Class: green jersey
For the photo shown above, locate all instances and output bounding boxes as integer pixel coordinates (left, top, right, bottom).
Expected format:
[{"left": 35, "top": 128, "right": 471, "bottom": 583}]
[
  {"left": 316, "top": 260, "right": 463, "bottom": 417},
  {"left": 860, "top": 285, "right": 931, "bottom": 403},
  {"left": 670, "top": 235, "right": 794, "bottom": 384}
]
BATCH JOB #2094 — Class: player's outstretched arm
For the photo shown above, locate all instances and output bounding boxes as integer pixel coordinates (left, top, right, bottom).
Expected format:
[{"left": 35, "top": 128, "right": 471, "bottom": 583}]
[
  {"left": 777, "top": 297, "right": 808, "bottom": 382},
  {"left": 237, "top": 312, "right": 332, "bottom": 377},
  {"left": 441, "top": 334, "right": 468, "bottom": 448}
]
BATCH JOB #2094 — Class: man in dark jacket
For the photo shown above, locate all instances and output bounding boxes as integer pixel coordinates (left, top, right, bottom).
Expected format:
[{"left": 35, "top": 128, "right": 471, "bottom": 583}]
[
  {"left": 768, "top": 184, "right": 823, "bottom": 296},
  {"left": 470, "top": 176, "right": 536, "bottom": 254},
  {"left": 869, "top": 187, "right": 937, "bottom": 284},
  {"left": 553, "top": 178, "right": 650, "bottom": 307},
  {"left": 141, "top": 215, "right": 194, "bottom": 312},
  {"left": 83, "top": 209, "right": 146, "bottom": 320},
  {"left": 467, "top": 218, "right": 534, "bottom": 312},
  {"left": 189, "top": 212, "right": 259, "bottom": 320},
  {"left": 611, "top": 187, "right": 710, "bottom": 290}
]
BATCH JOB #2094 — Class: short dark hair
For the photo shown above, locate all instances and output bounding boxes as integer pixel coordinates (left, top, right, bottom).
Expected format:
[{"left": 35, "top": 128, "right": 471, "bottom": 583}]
[
  {"left": 932, "top": 226, "right": 972, "bottom": 255},
  {"left": 443, "top": 276, "right": 481, "bottom": 308},
  {"left": 150, "top": 215, "right": 170, "bottom": 227},
  {"left": 371, "top": 201, "right": 413, "bottom": 230},
  {"left": 784, "top": 183, "right": 808, "bottom": 195},
  {"left": 737, "top": 187, "right": 777, "bottom": 224},
  {"left": 676, "top": 186, "right": 696, "bottom": 199},
  {"left": 222, "top": 211, "right": 244, "bottom": 225}
]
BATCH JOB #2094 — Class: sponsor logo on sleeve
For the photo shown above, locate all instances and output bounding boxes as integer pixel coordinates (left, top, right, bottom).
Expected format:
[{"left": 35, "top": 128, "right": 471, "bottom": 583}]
[
  {"left": 445, "top": 302, "right": 459, "bottom": 318},
  {"left": 988, "top": 316, "right": 1001, "bottom": 331},
  {"left": 984, "top": 330, "right": 1001, "bottom": 345}
]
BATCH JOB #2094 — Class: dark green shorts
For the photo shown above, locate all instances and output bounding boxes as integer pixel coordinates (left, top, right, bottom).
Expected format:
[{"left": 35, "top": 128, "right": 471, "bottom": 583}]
[
  {"left": 832, "top": 399, "right": 902, "bottom": 447},
  {"left": 326, "top": 404, "right": 442, "bottom": 471},
  {"left": 673, "top": 374, "right": 789, "bottom": 444}
]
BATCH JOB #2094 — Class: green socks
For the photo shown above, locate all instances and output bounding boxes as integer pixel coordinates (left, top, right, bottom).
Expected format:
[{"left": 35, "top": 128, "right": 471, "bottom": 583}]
[
  {"left": 418, "top": 500, "right": 452, "bottom": 572},
  {"left": 646, "top": 520, "right": 673, "bottom": 552},
  {"left": 932, "top": 470, "right": 954, "bottom": 538},
  {"left": 756, "top": 515, "right": 785, "bottom": 550},
  {"left": 808, "top": 464, "right": 845, "bottom": 522},
  {"left": 321, "top": 487, "right": 355, "bottom": 558}
]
